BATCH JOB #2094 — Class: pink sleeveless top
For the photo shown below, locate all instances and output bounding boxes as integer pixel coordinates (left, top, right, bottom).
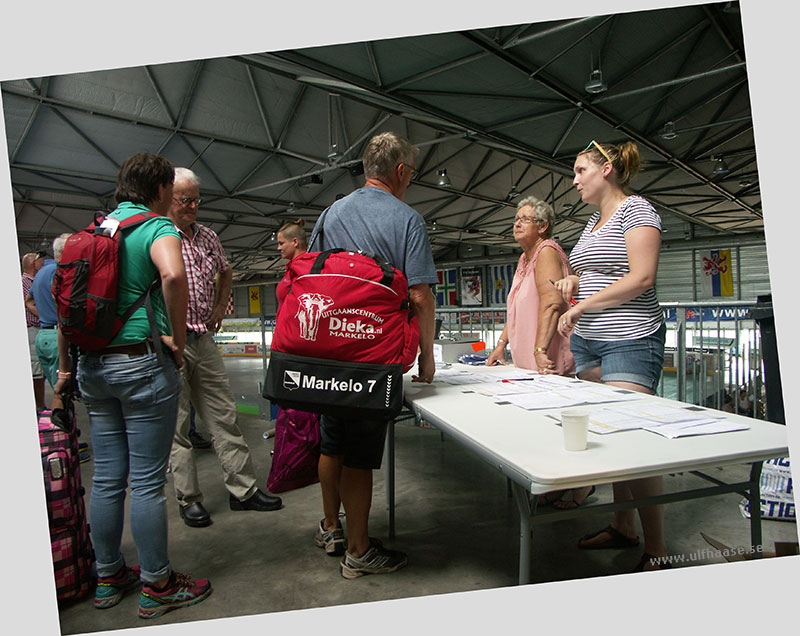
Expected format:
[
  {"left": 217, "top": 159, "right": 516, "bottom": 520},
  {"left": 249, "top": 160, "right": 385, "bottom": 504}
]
[{"left": 506, "top": 239, "right": 575, "bottom": 375}]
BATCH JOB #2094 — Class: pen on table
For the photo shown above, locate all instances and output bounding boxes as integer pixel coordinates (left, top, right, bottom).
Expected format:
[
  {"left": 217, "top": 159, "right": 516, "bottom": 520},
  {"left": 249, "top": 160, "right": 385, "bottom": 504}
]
[
  {"left": 501, "top": 378, "right": 537, "bottom": 383},
  {"left": 549, "top": 279, "right": 578, "bottom": 306}
]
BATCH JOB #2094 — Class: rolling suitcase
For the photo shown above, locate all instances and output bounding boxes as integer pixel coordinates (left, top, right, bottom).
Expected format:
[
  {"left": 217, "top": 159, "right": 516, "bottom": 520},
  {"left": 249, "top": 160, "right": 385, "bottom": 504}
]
[{"left": 39, "top": 403, "right": 95, "bottom": 603}]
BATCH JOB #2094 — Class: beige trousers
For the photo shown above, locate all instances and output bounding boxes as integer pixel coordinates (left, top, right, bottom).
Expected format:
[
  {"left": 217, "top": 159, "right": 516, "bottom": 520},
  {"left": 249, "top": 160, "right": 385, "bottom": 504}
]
[{"left": 170, "top": 332, "right": 258, "bottom": 505}]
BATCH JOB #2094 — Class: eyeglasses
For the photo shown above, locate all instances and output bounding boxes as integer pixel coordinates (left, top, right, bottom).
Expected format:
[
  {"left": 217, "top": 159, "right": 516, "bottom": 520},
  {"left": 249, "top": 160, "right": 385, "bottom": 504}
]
[
  {"left": 173, "top": 196, "right": 202, "bottom": 207},
  {"left": 401, "top": 163, "right": 419, "bottom": 180},
  {"left": 513, "top": 214, "right": 539, "bottom": 225},
  {"left": 582, "top": 140, "right": 612, "bottom": 163}
]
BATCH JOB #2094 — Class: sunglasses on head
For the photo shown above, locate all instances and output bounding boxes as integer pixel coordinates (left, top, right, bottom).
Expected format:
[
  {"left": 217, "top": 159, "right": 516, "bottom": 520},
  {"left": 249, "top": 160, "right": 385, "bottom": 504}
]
[{"left": 582, "top": 140, "right": 612, "bottom": 163}]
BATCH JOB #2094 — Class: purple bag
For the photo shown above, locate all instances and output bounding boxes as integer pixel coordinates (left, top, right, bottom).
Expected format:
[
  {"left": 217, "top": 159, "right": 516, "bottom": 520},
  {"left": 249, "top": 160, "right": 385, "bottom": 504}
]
[{"left": 267, "top": 408, "right": 321, "bottom": 493}]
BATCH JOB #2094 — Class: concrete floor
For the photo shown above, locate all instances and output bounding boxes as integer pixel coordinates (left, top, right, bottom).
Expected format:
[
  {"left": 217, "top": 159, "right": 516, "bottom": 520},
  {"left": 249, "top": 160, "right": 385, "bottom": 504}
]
[{"left": 54, "top": 357, "right": 798, "bottom": 633}]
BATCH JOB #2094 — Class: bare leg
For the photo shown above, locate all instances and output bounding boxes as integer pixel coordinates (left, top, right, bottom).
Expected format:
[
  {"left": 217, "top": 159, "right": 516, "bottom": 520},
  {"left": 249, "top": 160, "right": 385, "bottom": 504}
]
[
  {"left": 339, "top": 467, "right": 373, "bottom": 557},
  {"left": 318, "top": 453, "right": 343, "bottom": 531}
]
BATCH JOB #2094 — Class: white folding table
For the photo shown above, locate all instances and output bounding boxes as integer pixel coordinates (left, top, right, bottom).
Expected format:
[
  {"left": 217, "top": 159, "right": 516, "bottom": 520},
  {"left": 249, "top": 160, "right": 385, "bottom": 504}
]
[{"left": 385, "top": 364, "right": 789, "bottom": 584}]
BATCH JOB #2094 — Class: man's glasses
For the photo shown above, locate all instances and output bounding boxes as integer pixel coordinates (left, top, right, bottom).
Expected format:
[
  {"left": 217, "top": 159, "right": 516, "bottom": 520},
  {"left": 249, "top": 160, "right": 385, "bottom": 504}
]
[
  {"left": 582, "top": 140, "right": 612, "bottom": 163},
  {"left": 401, "top": 163, "right": 419, "bottom": 180},
  {"left": 173, "top": 196, "right": 202, "bottom": 207}
]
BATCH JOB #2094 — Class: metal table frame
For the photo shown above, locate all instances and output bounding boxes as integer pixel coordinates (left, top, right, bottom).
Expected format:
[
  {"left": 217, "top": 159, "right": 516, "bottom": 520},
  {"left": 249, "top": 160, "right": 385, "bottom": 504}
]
[{"left": 384, "top": 397, "right": 779, "bottom": 585}]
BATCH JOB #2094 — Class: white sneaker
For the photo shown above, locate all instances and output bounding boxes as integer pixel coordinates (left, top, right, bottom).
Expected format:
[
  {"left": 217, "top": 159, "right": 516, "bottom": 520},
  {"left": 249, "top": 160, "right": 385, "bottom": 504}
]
[
  {"left": 315, "top": 519, "right": 346, "bottom": 556},
  {"left": 340, "top": 538, "right": 407, "bottom": 579}
]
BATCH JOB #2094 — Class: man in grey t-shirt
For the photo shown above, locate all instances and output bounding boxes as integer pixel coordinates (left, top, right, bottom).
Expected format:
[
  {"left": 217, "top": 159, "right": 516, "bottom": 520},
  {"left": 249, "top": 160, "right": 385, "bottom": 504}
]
[{"left": 309, "top": 132, "right": 437, "bottom": 579}]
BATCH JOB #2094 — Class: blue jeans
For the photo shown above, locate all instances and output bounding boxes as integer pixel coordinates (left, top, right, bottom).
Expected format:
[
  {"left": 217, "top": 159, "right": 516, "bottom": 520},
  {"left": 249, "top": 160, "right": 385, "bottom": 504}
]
[{"left": 77, "top": 351, "right": 180, "bottom": 583}]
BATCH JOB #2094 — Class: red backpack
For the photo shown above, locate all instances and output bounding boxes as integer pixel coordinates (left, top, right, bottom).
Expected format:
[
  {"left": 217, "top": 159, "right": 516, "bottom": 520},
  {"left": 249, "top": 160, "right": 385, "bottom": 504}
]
[
  {"left": 52, "top": 211, "right": 163, "bottom": 356},
  {"left": 263, "top": 248, "right": 419, "bottom": 418}
]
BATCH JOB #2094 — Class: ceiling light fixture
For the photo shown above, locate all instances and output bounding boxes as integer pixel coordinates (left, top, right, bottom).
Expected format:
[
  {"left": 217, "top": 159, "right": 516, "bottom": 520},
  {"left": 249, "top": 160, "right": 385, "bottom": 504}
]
[
  {"left": 437, "top": 169, "right": 452, "bottom": 187},
  {"left": 506, "top": 184, "right": 519, "bottom": 201},
  {"left": 712, "top": 156, "right": 730, "bottom": 176},
  {"left": 585, "top": 68, "right": 607, "bottom": 94},
  {"left": 660, "top": 121, "right": 678, "bottom": 140}
]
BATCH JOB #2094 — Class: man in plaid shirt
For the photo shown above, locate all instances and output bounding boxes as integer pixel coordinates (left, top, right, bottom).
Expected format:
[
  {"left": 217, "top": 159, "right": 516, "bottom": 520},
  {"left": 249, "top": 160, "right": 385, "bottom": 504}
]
[
  {"left": 167, "top": 167, "right": 282, "bottom": 528},
  {"left": 21, "top": 251, "right": 45, "bottom": 410}
]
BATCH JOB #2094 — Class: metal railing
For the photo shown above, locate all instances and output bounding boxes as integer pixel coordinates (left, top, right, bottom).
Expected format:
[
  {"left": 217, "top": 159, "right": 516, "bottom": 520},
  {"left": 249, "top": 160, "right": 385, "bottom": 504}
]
[{"left": 435, "top": 302, "right": 767, "bottom": 418}]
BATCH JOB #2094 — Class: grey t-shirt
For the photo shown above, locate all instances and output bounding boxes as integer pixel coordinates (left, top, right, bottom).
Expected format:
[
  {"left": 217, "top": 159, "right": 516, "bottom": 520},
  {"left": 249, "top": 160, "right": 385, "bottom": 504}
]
[{"left": 310, "top": 186, "right": 438, "bottom": 287}]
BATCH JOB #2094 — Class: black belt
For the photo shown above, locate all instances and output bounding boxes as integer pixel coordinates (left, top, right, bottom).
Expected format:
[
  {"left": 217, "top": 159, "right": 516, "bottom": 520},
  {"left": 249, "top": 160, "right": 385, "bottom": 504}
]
[
  {"left": 186, "top": 330, "right": 205, "bottom": 345},
  {"left": 86, "top": 340, "right": 155, "bottom": 357}
]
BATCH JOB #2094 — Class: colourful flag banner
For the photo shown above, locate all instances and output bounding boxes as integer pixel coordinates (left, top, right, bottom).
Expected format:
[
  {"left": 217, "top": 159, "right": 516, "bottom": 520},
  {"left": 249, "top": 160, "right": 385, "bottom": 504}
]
[
  {"left": 436, "top": 269, "right": 457, "bottom": 306},
  {"left": 489, "top": 263, "right": 515, "bottom": 305},
  {"left": 248, "top": 286, "right": 262, "bottom": 314},
  {"left": 225, "top": 291, "right": 235, "bottom": 315},
  {"left": 700, "top": 249, "right": 733, "bottom": 297}
]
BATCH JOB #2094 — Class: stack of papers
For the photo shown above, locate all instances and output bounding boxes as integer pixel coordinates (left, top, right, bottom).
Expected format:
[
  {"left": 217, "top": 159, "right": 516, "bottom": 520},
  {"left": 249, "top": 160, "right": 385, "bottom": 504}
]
[{"left": 584, "top": 403, "right": 749, "bottom": 438}]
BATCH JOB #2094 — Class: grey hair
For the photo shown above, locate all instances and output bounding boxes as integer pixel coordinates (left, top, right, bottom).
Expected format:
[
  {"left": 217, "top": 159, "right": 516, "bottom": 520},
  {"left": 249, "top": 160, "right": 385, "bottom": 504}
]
[
  {"left": 52, "top": 233, "right": 72, "bottom": 260},
  {"left": 516, "top": 196, "right": 555, "bottom": 238},
  {"left": 362, "top": 132, "right": 418, "bottom": 181},
  {"left": 174, "top": 167, "right": 201, "bottom": 187}
]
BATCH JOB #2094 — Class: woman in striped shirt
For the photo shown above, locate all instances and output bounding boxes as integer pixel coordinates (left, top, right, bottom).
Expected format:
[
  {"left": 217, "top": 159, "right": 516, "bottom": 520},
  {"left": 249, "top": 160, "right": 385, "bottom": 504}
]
[{"left": 555, "top": 140, "right": 668, "bottom": 572}]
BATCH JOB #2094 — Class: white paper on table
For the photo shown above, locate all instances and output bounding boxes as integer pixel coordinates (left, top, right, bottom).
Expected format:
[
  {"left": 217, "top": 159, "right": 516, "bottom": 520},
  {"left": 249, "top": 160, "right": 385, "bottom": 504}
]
[
  {"left": 586, "top": 408, "right": 648, "bottom": 434},
  {"left": 603, "top": 402, "right": 725, "bottom": 424},
  {"left": 644, "top": 419, "right": 750, "bottom": 438},
  {"left": 464, "top": 381, "right": 536, "bottom": 397},
  {"left": 470, "top": 369, "right": 540, "bottom": 382},
  {"left": 501, "top": 390, "right": 581, "bottom": 410}
]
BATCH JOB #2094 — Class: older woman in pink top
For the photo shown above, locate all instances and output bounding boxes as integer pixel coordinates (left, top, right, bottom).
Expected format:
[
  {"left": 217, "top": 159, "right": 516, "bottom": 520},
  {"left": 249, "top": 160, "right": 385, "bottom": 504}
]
[{"left": 486, "top": 197, "right": 589, "bottom": 508}]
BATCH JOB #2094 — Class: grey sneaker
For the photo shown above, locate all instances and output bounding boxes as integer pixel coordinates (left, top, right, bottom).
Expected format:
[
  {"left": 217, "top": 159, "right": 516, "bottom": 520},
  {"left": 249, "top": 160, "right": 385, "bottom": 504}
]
[
  {"left": 315, "top": 519, "right": 345, "bottom": 556},
  {"left": 340, "top": 538, "right": 407, "bottom": 579}
]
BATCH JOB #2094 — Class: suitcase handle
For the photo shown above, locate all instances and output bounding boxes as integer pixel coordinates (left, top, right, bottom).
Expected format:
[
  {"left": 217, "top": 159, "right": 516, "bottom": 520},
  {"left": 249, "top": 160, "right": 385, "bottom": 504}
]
[{"left": 310, "top": 249, "right": 395, "bottom": 288}]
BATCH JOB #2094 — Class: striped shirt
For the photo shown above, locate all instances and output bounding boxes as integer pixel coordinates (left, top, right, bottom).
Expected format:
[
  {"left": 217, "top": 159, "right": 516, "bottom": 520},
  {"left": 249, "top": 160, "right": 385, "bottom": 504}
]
[
  {"left": 178, "top": 223, "right": 230, "bottom": 334},
  {"left": 569, "top": 195, "right": 663, "bottom": 341},
  {"left": 22, "top": 272, "right": 39, "bottom": 327}
]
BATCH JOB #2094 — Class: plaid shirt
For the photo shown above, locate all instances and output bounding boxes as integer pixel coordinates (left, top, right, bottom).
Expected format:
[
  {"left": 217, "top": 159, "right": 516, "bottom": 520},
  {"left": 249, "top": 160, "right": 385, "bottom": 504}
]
[
  {"left": 178, "top": 223, "right": 230, "bottom": 334},
  {"left": 22, "top": 272, "right": 39, "bottom": 327}
]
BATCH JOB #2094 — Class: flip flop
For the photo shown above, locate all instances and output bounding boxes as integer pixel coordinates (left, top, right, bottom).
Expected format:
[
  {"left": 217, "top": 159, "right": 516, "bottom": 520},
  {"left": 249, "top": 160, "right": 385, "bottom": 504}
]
[
  {"left": 552, "top": 486, "right": 596, "bottom": 510},
  {"left": 578, "top": 524, "right": 640, "bottom": 550},
  {"left": 632, "top": 552, "right": 672, "bottom": 572},
  {"left": 536, "top": 490, "right": 566, "bottom": 506}
]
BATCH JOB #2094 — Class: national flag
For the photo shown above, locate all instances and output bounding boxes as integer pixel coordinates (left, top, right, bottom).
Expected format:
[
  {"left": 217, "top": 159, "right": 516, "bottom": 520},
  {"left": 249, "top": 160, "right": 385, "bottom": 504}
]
[
  {"left": 489, "top": 263, "right": 515, "bottom": 305},
  {"left": 436, "top": 269, "right": 457, "bottom": 306},
  {"left": 700, "top": 249, "right": 733, "bottom": 297}
]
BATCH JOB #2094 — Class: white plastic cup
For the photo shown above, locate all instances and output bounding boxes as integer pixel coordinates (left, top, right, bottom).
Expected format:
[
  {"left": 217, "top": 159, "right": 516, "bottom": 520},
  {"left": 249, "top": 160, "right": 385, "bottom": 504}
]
[{"left": 561, "top": 408, "right": 589, "bottom": 451}]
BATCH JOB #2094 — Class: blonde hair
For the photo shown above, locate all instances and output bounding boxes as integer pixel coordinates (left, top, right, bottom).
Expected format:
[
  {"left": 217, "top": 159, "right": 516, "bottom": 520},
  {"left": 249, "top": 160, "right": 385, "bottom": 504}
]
[{"left": 579, "top": 140, "right": 641, "bottom": 187}]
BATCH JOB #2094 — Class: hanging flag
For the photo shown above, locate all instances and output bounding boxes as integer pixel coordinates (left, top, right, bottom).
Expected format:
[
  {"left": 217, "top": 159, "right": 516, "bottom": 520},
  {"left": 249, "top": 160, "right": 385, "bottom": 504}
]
[
  {"left": 461, "top": 267, "right": 483, "bottom": 306},
  {"left": 225, "top": 291, "right": 235, "bottom": 316},
  {"left": 248, "top": 286, "right": 262, "bottom": 313},
  {"left": 436, "top": 269, "right": 457, "bottom": 306},
  {"left": 700, "top": 249, "right": 733, "bottom": 297},
  {"left": 489, "top": 263, "right": 515, "bottom": 305}
]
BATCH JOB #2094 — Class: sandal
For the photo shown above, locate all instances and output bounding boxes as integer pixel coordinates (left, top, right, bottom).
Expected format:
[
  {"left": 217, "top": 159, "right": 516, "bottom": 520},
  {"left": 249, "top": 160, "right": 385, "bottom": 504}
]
[
  {"left": 632, "top": 552, "right": 672, "bottom": 572},
  {"left": 578, "top": 524, "right": 639, "bottom": 550},
  {"left": 552, "top": 486, "right": 596, "bottom": 510},
  {"left": 535, "top": 490, "right": 566, "bottom": 507}
]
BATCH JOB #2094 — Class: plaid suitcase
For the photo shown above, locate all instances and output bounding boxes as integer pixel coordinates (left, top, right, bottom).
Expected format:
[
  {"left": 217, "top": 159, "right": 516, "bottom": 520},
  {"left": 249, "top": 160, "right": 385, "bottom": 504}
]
[{"left": 39, "top": 405, "right": 95, "bottom": 602}]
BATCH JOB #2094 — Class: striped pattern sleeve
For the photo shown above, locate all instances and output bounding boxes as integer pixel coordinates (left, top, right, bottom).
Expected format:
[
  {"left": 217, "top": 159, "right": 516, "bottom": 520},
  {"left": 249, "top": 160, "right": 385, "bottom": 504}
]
[{"left": 569, "top": 195, "right": 663, "bottom": 341}]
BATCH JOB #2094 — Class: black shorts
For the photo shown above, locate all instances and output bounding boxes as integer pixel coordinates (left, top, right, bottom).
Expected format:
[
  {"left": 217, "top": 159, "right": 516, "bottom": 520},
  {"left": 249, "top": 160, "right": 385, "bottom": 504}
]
[{"left": 319, "top": 414, "right": 389, "bottom": 470}]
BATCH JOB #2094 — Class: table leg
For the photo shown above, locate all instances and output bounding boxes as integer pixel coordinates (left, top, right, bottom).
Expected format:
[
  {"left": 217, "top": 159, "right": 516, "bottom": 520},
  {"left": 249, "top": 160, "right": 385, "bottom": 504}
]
[
  {"left": 511, "top": 483, "right": 532, "bottom": 585},
  {"left": 748, "top": 461, "right": 763, "bottom": 558},
  {"left": 386, "top": 419, "right": 395, "bottom": 538}
]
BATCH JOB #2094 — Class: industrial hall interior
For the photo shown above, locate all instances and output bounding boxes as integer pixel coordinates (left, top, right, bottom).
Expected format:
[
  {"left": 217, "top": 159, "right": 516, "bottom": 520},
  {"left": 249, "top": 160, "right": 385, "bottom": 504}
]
[{"left": 4, "top": 1, "right": 798, "bottom": 634}]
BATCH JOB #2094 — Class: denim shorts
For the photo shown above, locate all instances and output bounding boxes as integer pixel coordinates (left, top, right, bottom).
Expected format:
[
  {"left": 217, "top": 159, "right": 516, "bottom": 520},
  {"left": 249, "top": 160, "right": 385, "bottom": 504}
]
[
  {"left": 570, "top": 323, "right": 666, "bottom": 391},
  {"left": 320, "top": 415, "right": 389, "bottom": 470}
]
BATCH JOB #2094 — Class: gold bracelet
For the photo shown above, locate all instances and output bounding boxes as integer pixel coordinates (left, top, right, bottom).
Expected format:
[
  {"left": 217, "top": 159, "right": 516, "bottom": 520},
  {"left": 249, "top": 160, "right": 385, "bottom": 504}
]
[{"left": 533, "top": 347, "right": 547, "bottom": 353}]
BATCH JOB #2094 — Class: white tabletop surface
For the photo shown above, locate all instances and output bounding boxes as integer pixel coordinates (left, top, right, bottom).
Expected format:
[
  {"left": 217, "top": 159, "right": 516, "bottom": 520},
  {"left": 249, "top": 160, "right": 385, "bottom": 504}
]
[{"left": 403, "top": 364, "right": 789, "bottom": 494}]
